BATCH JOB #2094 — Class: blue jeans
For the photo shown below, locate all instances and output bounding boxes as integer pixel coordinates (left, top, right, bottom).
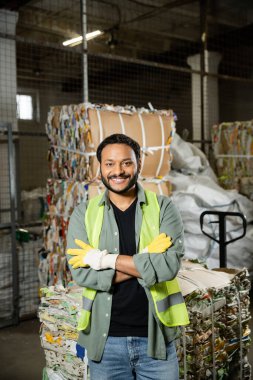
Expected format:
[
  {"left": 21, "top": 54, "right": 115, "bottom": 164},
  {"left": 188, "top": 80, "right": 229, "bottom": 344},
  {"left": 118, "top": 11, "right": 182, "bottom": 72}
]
[{"left": 88, "top": 336, "right": 179, "bottom": 380}]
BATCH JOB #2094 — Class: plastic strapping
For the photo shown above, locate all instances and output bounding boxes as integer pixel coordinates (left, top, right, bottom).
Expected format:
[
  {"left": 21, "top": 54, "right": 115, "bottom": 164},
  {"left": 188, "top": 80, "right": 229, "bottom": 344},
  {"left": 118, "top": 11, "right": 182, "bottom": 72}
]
[
  {"left": 96, "top": 109, "right": 104, "bottom": 177},
  {"left": 210, "top": 294, "right": 216, "bottom": 380},
  {"left": 118, "top": 112, "right": 126, "bottom": 134},
  {"left": 237, "top": 290, "right": 243, "bottom": 380},
  {"left": 52, "top": 145, "right": 96, "bottom": 157},
  {"left": 182, "top": 326, "right": 187, "bottom": 380},
  {"left": 83, "top": 364, "right": 88, "bottom": 380},
  {"left": 158, "top": 183, "right": 163, "bottom": 195},
  {"left": 156, "top": 115, "right": 165, "bottom": 177},
  {"left": 83, "top": 345, "right": 89, "bottom": 377},
  {"left": 216, "top": 154, "right": 253, "bottom": 158},
  {"left": 138, "top": 113, "right": 146, "bottom": 173},
  {"left": 141, "top": 145, "right": 170, "bottom": 152},
  {"left": 52, "top": 144, "right": 169, "bottom": 156}
]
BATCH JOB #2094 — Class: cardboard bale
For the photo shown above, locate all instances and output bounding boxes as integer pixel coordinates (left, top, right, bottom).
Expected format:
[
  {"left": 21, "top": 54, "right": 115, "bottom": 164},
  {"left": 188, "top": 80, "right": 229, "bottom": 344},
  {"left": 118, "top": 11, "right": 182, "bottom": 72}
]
[
  {"left": 87, "top": 108, "right": 174, "bottom": 179},
  {"left": 46, "top": 103, "right": 175, "bottom": 181}
]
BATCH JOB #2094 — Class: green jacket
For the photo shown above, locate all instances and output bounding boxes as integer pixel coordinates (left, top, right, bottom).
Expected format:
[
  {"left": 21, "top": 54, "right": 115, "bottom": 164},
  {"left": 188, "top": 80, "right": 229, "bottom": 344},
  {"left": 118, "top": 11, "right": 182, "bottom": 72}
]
[{"left": 66, "top": 183, "right": 185, "bottom": 361}]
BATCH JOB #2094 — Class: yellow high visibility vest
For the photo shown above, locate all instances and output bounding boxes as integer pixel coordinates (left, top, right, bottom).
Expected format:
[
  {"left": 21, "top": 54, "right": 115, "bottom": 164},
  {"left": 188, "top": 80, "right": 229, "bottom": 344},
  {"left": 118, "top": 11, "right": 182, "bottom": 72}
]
[{"left": 77, "top": 190, "right": 189, "bottom": 331}]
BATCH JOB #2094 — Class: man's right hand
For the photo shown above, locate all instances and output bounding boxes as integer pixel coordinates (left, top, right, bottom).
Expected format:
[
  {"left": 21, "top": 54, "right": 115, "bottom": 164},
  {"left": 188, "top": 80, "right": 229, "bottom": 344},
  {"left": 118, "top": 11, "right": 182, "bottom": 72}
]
[{"left": 142, "top": 233, "right": 172, "bottom": 254}]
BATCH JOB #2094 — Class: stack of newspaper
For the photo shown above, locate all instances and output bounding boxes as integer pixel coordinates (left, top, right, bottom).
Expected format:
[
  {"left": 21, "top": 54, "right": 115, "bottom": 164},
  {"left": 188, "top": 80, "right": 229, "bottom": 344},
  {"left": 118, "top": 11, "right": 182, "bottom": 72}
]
[
  {"left": 39, "top": 283, "right": 87, "bottom": 380},
  {"left": 177, "top": 262, "right": 251, "bottom": 379}
]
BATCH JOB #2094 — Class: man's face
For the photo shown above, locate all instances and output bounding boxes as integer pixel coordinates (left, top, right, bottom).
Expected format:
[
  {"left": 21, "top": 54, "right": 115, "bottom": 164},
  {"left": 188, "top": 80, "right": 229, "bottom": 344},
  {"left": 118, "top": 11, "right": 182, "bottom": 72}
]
[{"left": 100, "top": 143, "right": 140, "bottom": 194}]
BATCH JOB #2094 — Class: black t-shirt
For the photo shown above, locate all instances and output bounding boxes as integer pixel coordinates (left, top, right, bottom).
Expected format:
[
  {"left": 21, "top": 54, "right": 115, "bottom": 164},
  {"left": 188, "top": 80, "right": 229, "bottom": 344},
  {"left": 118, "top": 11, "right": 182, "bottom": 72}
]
[{"left": 108, "top": 199, "right": 149, "bottom": 337}]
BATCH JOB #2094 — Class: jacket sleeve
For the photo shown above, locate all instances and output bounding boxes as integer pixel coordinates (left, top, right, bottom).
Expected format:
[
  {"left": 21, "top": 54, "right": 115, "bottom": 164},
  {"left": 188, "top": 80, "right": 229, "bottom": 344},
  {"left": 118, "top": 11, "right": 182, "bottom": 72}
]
[
  {"left": 66, "top": 202, "right": 115, "bottom": 291},
  {"left": 133, "top": 197, "right": 184, "bottom": 288}
]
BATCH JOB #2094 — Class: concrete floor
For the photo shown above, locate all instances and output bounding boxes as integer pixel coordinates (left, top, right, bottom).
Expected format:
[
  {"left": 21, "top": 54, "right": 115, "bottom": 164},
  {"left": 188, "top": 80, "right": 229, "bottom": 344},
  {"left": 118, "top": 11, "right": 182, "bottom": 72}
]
[
  {"left": 0, "top": 318, "right": 45, "bottom": 380},
  {"left": 0, "top": 299, "right": 252, "bottom": 380}
]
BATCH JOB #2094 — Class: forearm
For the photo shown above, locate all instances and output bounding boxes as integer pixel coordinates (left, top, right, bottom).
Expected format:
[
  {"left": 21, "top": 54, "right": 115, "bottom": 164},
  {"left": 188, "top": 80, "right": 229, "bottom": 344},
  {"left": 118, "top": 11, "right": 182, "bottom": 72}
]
[
  {"left": 66, "top": 252, "right": 115, "bottom": 291},
  {"left": 113, "top": 270, "right": 133, "bottom": 284},
  {"left": 115, "top": 255, "right": 141, "bottom": 278}
]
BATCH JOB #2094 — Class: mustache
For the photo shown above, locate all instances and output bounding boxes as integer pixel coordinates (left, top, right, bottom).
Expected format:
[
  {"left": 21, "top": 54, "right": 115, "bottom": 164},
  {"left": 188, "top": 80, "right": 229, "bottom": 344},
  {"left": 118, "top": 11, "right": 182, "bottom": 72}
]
[{"left": 108, "top": 175, "right": 130, "bottom": 179}]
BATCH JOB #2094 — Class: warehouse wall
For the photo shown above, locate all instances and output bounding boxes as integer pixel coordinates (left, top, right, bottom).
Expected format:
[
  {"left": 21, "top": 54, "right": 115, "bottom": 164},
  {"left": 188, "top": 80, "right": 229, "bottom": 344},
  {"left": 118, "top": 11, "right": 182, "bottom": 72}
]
[
  {"left": 17, "top": 90, "right": 83, "bottom": 191},
  {"left": 219, "top": 80, "right": 253, "bottom": 122}
]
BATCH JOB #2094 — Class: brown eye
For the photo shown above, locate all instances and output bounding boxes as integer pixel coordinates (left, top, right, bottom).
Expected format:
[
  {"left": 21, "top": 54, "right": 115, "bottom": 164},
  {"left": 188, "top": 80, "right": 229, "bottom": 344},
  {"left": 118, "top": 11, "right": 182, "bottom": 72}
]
[{"left": 123, "top": 161, "right": 132, "bottom": 167}]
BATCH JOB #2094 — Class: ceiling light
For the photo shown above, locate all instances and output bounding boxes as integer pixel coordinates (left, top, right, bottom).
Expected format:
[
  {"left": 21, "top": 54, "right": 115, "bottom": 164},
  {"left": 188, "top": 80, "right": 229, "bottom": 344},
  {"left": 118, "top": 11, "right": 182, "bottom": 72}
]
[
  {"left": 63, "top": 30, "right": 104, "bottom": 47},
  {"left": 63, "top": 36, "right": 82, "bottom": 46},
  {"left": 86, "top": 30, "right": 104, "bottom": 41}
]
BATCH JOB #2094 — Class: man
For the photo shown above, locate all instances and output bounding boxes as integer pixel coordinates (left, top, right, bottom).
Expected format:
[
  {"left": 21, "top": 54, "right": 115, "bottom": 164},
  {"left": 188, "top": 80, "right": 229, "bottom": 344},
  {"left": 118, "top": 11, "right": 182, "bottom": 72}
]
[{"left": 66, "top": 133, "right": 189, "bottom": 380}]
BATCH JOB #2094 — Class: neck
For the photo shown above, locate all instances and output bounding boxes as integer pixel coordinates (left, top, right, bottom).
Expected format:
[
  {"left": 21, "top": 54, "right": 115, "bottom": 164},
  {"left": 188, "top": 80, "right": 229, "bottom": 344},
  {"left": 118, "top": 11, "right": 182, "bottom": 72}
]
[{"left": 109, "top": 186, "right": 137, "bottom": 211}]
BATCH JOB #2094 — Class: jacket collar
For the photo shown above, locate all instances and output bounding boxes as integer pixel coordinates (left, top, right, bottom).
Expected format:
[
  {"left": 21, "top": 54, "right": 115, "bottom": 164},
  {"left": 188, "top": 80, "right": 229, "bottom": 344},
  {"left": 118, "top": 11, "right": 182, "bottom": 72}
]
[{"left": 98, "top": 182, "right": 146, "bottom": 209}]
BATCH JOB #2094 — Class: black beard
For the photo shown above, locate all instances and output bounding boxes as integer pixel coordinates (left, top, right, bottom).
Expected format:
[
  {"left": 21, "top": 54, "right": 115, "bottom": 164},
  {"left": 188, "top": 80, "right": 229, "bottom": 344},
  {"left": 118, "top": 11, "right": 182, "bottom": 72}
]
[{"left": 100, "top": 172, "right": 139, "bottom": 194}]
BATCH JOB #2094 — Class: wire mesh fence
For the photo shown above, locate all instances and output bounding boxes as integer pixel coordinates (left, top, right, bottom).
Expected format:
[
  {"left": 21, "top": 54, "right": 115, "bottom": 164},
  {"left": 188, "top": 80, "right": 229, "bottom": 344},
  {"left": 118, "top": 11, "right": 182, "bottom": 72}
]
[
  {"left": 0, "top": 227, "right": 42, "bottom": 324},
  {"left": 0, "top": 0, "right": 252, "bottom": 328}
]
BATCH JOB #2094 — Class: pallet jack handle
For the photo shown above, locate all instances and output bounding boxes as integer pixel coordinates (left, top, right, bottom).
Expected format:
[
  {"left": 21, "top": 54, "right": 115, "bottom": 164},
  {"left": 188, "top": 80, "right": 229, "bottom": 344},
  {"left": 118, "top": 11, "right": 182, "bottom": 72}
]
[{"left": 200, "top": 211, "right": 247, "bottom": 268}]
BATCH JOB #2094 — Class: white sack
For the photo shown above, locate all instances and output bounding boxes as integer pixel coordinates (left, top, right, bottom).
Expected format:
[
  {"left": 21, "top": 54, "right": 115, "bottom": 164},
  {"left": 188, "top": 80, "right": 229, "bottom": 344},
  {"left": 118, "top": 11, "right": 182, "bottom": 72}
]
[{"left": 167, "top": 135, "right": 253, "bottom": 278}]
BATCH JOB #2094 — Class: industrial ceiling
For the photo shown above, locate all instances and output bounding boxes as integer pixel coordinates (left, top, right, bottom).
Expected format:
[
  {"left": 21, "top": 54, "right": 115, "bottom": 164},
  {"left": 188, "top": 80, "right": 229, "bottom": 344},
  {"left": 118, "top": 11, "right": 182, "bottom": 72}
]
[{"left": 1, "top": 0, "right": 253, "bottom": 60}]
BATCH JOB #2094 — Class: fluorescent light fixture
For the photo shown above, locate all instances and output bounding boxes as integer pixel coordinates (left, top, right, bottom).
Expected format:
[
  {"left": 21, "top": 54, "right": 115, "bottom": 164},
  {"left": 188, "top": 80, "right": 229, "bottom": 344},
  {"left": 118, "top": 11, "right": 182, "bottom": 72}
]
[
  {"left": 63, "top": 30, "right": 104, "bottom": 46},
  {"left": 86, "top": 30, "right": 104, "bottom": 40},
  {"left": 63, "top": 35, "right": 82, "bottom": 46}
]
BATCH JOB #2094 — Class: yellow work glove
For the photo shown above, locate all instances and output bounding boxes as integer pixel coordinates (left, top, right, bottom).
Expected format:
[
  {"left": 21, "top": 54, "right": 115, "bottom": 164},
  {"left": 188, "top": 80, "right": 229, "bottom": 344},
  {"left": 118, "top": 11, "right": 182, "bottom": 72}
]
[
  {"left": 67, "top": 239, "right": 93, "bottom": 269},
  {"left": 142, "top": 233, "right": 172, "bottom": 254}
]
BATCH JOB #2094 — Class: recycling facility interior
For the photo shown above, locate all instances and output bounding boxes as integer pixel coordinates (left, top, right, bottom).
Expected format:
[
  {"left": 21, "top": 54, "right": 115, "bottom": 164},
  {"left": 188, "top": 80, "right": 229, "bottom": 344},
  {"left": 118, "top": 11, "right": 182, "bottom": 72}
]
[{"left": 0, "top": 0, "right": 253, "bottom": 379}]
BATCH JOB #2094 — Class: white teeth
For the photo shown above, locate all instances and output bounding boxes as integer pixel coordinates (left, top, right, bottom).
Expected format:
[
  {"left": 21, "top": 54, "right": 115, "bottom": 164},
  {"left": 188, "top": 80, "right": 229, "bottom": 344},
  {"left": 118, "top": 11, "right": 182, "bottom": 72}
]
[{"left": 111, "top": 178, "right": 126, "bottom": 183}]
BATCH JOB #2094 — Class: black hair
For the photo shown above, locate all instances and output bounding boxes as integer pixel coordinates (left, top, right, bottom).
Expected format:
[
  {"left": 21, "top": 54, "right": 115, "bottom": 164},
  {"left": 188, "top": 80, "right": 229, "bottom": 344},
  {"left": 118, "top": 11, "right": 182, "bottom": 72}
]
[{"left": 96, "top": 133, "right": 141, "bottom": 163}]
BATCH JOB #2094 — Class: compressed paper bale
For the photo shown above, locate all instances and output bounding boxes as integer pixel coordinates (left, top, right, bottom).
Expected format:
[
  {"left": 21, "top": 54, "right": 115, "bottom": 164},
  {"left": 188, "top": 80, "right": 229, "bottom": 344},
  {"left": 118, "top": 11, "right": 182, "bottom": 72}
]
[
  {"left": 177, "top": 264, "right": 251, "bottom": 379},
  {"left": 39, "top": 285, "right": 86, "bottom": 379},
  {"left": 212, "top": 121, "right": 253, "bottom": 194},
  {"left": 46, "top": 103, "right": 176, "bottom": 181},
  {"left": 139, "top": 178, "right": 172, "bottom": 196}
]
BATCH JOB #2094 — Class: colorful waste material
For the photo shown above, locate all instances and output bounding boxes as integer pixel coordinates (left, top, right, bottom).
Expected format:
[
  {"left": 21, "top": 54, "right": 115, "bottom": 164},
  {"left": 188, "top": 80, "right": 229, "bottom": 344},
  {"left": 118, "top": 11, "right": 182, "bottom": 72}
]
[
  {"left": 177, "top": 262, "right": 251, "bottom": 379},
  {"left": 39, "top": 283, "right": 88, "bottom": 380},
  {"left": 212, "top": 121, "right": 253, "bottom": 199}
]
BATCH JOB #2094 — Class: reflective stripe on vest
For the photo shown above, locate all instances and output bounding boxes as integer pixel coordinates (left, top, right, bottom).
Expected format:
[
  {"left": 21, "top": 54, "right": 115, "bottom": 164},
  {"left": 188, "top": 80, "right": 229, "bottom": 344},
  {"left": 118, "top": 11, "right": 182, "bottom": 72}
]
[
  {"left": 156, "top": 291, "right": 185, "bottom": 313},
  {"left": 77, "top": 190, "right": 189, "bottom": 331}
]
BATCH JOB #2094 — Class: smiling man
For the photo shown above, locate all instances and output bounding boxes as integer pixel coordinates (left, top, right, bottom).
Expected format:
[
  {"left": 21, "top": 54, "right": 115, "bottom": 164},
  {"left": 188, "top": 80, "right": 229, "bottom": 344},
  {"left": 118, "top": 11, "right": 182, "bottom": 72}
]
[
  {"left": 99, "top": 141, "right": 139, "bottom": 196},
  {"left": 66, "top": 133, "right": 189, "bottom": 380}
]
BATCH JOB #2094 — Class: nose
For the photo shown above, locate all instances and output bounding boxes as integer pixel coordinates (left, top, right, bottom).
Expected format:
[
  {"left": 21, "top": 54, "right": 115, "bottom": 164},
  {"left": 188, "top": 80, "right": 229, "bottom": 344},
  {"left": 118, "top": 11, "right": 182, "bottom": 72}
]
[{"left": 112, "top": 163, "right": 125, "bottom": 176}]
